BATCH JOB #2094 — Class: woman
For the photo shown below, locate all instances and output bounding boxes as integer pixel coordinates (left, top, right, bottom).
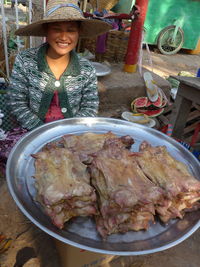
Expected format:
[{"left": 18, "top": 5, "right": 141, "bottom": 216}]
[{"left": 7, "top": 0, "right": 111, "bottom": 130}]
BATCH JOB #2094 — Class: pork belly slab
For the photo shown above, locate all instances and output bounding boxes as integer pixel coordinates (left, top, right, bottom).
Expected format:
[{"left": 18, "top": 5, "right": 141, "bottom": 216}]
[
  {"left": 136, "top": 141, "right": 200, "bottom": 222},
  {"left": 89, "top": 139, "right": 164, "bottom": 238},
  {"left": 32, "top": 146, "right": 97, "bottom": 229},
  {"left": 61, "top": 131, "right": 134, "bottom": 163}
]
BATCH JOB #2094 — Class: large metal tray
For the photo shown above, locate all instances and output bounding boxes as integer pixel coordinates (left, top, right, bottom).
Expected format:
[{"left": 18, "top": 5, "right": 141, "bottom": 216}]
[{"left": 6, "top": 117, "right": 200, "bottom": 255}]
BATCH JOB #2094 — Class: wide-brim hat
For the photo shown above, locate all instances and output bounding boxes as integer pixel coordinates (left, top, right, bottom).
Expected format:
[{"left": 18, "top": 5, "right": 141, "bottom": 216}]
[{"left": 15, "top": 0, "right": 112, "bottom": 38}]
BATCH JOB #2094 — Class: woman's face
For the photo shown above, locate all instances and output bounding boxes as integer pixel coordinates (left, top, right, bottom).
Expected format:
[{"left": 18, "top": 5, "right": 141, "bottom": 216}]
[{"left": 46, "top": 21, "right": 80, "bottom": 58}]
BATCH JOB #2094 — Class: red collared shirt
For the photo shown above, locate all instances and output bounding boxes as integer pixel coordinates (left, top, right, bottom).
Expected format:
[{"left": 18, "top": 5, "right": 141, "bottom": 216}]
[{"left": 45, "top": 91, "right": 64, "bottom": 123}]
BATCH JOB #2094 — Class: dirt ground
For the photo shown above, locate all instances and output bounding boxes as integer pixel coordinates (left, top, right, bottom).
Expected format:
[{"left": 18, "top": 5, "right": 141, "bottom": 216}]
[
  {"left": 142, "top": 47, "right": 199, "bottom": 79},
  {"left": 1, "top": 4, "right": 200, "bottom": 267}
]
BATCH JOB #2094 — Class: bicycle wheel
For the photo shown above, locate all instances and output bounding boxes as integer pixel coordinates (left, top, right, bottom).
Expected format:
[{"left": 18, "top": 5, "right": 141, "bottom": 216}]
[{"left": 157, "top": 25, "right": 184, "bottom": 55}]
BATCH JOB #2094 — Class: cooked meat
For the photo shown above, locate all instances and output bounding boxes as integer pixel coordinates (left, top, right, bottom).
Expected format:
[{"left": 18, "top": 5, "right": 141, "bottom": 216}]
[
  {"left": 32, "top": 131, "right": 200, "bottom": 237},
  {"left": 32, "top": 146, "right": 97, "bottom": 229},
  {"left": 61, "top": 131, "right": 134, "bottom": 163},
  {"left": 136, "top": 141, "right": 200, "bottom": 222},
  {"left": 89, "top": 139, "right": 164, "bottom": 237}
]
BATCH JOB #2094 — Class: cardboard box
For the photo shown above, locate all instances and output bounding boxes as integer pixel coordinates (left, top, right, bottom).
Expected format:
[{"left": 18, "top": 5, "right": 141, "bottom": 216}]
[{"left": 55, "top": 239, "right": 116, "bottom": 267}]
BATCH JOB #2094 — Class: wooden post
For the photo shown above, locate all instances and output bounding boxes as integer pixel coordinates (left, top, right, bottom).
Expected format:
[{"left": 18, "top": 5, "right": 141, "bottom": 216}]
[
  {"left": 124, "top": 0, "right": 149, "bottom": 73},
  {"left": 1, "top": 0, "right": 10, "bottom": 78}
]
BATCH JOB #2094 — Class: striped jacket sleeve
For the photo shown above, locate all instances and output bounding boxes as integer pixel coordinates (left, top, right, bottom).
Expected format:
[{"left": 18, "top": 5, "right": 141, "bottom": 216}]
[
  {"left": 75, "top": 65, "right": 99, "bottom": 117},
  {"left": 7, "top": 53, "right": 44, "bottom": 130}
]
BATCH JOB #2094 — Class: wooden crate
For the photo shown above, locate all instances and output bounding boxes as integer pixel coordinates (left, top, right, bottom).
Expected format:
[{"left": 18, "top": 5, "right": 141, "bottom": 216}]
[{"left": 158, "top": 103, "right": 200, "bottom": 147}]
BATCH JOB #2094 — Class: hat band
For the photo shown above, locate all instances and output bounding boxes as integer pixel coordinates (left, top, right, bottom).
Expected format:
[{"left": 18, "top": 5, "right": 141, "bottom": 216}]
[{"left": 45, "top": 3, "right": 83, "bottom": 17}]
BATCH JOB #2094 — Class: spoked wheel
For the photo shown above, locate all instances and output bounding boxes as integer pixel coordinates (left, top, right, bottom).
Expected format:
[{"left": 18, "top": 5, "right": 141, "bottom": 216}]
[{"left": 157, "top": 25, "right": 184, "bottom": 55}]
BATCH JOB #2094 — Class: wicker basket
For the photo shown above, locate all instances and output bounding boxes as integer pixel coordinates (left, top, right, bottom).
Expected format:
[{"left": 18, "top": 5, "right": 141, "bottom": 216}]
[
  {"left": 89, "top": 0, "right": 118, "bottom": 11},
  {"left": 80, "top": 30, "right": 130, "bottom": 62},
  {"left": 0, "top": 53, "right": 16, "bottom": 78}
]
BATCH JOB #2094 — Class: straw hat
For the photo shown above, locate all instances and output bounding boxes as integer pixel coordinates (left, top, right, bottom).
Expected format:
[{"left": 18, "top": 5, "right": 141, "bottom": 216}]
[{"left": 15, "top": 0, "right": 112, "bottom": 38}]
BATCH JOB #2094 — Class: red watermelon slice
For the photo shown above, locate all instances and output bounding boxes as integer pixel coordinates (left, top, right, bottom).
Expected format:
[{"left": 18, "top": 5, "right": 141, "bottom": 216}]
[
  {"left": 131, "top": 97, "right": 148, "bottom": 107},
  {"left": 146, "top": 95, "right": 163, "bottom": 107},
  {"left": 135, "top": 107, "right": 164, "bottom": 117}
]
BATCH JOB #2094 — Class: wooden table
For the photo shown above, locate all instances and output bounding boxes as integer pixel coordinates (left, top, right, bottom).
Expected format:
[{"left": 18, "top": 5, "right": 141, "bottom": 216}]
[{"left": 170, "top": 76, "right": 200, "bottom": 139}]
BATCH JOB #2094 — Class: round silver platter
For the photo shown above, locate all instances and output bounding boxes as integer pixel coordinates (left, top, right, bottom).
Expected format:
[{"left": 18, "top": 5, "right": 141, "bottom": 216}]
[
  {"left": 91, "top": 62, "right": 111, "bottom": 77},
  {"left": 6, "top": 117, "right": 200, "bottom": 255}
]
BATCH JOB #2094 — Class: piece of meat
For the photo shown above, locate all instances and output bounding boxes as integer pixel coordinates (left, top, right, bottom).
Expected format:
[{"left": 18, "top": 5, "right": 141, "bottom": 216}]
[
  {"left": 89, "top": 139, "right": 164, "bottom": 237},
  {"left": 61, "top": 131, "right": 134, "bottom": 163},
  {"left": 135, "top": 141, "right": 200, "bottom": 222},
  {"left": 32, "top": 147, "right": 97, "bottom": 229}
]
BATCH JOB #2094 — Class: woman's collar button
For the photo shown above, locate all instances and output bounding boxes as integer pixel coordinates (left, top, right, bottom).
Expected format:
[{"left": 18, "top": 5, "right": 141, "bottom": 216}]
[
  {"left": 55, "top": 81, "right": 61, "bottom": 87},
  {"left": 61, "top": 108, "right": 67, "bottom": 113}
]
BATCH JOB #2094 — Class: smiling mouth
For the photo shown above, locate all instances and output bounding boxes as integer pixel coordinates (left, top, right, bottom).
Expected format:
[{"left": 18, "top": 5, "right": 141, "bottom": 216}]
[{"left": 57, "top": 42, "right": 70, "bottom": 48}]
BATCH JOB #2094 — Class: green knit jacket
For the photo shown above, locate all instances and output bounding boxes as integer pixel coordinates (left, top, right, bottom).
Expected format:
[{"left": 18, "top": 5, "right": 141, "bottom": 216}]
[{"left": 7, "top": 43, "right": 99, "bottom": 130}]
